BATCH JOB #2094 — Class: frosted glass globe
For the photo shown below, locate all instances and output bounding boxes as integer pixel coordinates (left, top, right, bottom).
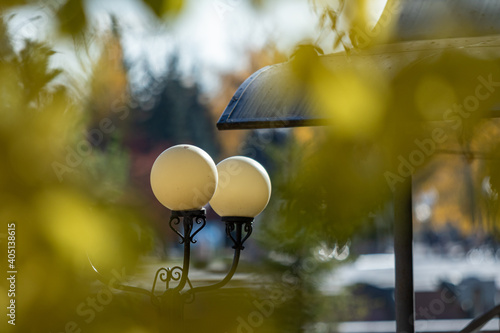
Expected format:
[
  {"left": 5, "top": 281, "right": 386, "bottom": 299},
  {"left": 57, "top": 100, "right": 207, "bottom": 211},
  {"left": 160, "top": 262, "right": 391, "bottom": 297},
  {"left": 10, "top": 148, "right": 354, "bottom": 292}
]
[
  {"left": 209, "top": 156, "right": 271, "bottom": 217},
  {"left": 150, "top": 145, "right": 217, "bottom": 210}
]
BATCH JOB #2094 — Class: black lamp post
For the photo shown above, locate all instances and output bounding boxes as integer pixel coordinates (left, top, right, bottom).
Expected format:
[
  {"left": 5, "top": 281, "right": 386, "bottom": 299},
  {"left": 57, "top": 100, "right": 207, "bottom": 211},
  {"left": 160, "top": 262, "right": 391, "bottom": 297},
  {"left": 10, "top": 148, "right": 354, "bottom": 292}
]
[{"left": 91, "top": 144, "right": 271, "bottom": 329}]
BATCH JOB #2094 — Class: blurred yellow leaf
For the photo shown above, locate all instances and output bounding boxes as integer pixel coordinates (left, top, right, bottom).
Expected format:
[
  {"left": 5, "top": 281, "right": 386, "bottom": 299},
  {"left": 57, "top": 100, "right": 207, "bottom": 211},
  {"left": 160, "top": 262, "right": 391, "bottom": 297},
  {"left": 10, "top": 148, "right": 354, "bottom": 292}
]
[
  {"left": 311, "top": 67, "right": 388, "bottom": 138},
  {"left": 57, "top": 0, "right": 87, "bottom": 37},
  {"left": 415, "top": 74, "right": 457, "bottom": 120},
  {"left": 37, "top": 188, "right": 119, "bottom": 269},
  {"left": 143, "top": 0, "right": 184, "bottom": 18}
]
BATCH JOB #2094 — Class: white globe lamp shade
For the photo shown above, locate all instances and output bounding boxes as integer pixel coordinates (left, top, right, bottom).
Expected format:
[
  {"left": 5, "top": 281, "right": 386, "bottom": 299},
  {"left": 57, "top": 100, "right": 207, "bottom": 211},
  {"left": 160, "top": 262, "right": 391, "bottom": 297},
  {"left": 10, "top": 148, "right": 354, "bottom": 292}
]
[
  {"left": 209, "top": 156, "right": 271, "bottom": 218},
  {"left": 150, "top": 145, "right": 218, "bottom": 210}
]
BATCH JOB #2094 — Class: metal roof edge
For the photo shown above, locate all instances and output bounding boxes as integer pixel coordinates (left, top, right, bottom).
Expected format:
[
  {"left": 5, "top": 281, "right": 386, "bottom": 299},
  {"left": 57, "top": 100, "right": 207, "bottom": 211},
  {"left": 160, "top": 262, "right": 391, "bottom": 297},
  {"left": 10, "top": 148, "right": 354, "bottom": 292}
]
[
  {"left": 217, "top": 65, "right": 273, "bottom": 126},
  {"left": 217, "top": 117, "right": 328, "bottom": 130}
]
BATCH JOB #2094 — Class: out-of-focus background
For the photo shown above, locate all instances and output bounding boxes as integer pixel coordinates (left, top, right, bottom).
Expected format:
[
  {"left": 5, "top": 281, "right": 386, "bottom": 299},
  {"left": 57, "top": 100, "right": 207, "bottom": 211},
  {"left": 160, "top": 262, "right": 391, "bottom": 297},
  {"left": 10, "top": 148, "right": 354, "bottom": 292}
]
[{"left": 0, "top": 0, "right": 499, "bottom": 332}]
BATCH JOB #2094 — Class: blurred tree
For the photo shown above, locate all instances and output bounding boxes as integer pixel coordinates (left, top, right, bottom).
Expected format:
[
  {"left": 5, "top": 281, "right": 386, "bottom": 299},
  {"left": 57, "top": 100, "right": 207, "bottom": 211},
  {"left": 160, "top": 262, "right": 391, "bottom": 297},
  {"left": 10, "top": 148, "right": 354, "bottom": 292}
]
[
  {"left": 120, "top": 53, "right": 223, "bottom": 251},
  {"left": 0, "top": 11, "right": 154, "bottom": 333},
  {"left": 126, "top": 54, "right": 220, "bottom": 157}
]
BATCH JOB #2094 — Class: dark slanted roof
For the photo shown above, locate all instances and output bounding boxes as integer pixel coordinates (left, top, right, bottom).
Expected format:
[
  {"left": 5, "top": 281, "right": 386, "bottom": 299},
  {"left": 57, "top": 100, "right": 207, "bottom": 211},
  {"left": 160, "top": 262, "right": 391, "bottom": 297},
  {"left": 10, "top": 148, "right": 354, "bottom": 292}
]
[
  {"left": 217, "top": 35, "right": 500, "bottom": 130},
  {"left": 217, "top": 63, "right": 323, "bottom": 130},
  {"left": 217, "top": 0, "right": 500, "bottom": 130},
  {"left": 391, "top": 0, "right": 500, "bottom": 43}
]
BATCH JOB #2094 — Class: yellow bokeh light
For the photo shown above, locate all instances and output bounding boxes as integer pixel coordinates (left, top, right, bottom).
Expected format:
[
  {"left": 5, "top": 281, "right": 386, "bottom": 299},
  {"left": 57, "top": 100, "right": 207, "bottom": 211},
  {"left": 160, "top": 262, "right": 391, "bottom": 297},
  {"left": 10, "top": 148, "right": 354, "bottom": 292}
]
[
  {"left": 37, "top": 188, "right": 119, "bottom": 270},
  {"left": 415, "top": 74, "right": 457, "bottom": 120},
  {"left": 311, "top": 67, "right": 388, "bottom": 138}
]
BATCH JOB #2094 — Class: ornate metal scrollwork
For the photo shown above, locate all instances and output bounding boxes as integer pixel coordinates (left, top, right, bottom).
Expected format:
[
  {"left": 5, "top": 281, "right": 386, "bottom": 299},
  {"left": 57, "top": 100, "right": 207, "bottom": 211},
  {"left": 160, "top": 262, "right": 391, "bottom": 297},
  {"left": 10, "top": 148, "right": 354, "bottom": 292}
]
[
  {"left": 91, "top": 208, "right": 255, "bottom": 314},
  {"left": 222, "top": 217, "right": 254, "bottom": 250},
  {"left": 241, "top": 222, "right": 253, "bottom": 245},
  {"left": 169, "top": 216, "right": 184, "bottom": 243},
  {"left": 152, "top": 266, "right": 184, "bottom": 294},
  {"left": 225, "top": 222, "right": 237, "bottom": 245},
  {"left": 169, "top": 210, "right": 206, "bottom": 244},
  {"left": 189, "top": 216, "right": 206, "bottom": 244}
]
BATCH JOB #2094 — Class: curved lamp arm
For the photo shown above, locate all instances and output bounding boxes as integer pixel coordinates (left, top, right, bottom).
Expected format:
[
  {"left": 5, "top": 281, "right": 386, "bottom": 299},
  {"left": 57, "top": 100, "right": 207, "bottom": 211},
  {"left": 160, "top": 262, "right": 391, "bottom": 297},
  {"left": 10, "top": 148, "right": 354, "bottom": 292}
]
[
  {"left": 88, "top": 213, "right": 254, "bottom": 307},
  {"left": 185, "top": 217, "right": 253, "bottom": 295},
  {"left": 87, "top": 255, "right": 158, "bottom": 306},
  {"left": 186, "top": 248, "right": 241, "bottom": 295}
]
